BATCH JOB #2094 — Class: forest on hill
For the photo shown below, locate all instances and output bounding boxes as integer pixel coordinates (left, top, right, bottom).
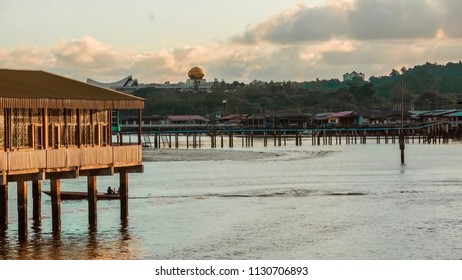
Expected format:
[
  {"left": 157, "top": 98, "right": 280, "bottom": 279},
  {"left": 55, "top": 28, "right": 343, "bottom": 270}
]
[{"left": 132, "top": 61, "right": 462, "bottom": 118}]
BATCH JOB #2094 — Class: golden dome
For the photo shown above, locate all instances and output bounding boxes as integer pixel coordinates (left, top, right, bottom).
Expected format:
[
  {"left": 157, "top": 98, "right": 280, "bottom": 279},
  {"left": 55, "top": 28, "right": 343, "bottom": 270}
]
[{"left": 188, "top": 66, "right": 205, "bottom": 79}]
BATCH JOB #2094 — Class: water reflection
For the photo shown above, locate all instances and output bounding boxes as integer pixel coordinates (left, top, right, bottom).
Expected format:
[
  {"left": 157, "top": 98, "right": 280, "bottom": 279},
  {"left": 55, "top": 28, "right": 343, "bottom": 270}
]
[
  {"left": 0, "top": 229, "right": 11, "bottom": 259},
  {"left": 0, "top": 219, "right": 138, "bottom": 259},
  {"left": 31, "top": 222, "right": 44, "bottom": 259}
]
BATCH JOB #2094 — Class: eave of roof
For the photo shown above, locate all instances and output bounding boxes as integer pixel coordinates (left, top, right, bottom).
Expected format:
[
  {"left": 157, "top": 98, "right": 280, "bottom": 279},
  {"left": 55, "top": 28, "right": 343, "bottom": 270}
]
[{"left": 0, "top": 69, "right": 144, "bottom": 109}]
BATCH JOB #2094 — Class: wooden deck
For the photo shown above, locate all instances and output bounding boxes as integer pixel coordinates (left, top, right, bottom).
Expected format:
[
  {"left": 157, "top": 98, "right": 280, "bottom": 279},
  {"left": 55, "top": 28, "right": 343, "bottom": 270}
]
[{"left": 0, "top": 145, "right": 141, "bottom": 173}]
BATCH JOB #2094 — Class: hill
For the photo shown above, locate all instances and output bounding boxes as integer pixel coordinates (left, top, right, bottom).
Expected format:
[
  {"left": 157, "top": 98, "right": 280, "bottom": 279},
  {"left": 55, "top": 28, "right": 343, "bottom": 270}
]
[{"left": 131, "top": 61, "right": 462, "bottom": 117}]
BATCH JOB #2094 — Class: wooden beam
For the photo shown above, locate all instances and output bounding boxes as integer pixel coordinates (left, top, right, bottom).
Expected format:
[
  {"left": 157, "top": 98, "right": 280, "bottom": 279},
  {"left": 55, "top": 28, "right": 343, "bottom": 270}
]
[
  {"left": 0, "top": 173, "right": 5, "bottom": 186},
  {"left": 5, "top": 109, "right": 10, "bottom": 151},
  {"left": 76, "top": 109, "right": 81, "bottom": 148},
  {"left": 87, "top": 175, "right": 97, "bottom": 228},
  {"left": 32, "top": 180, "right": 41, "bottom": 224},
  {"left": 7, "top": 171, "right": 45, "bottom": 182},
  {"left": 50, "top": 178, "right": 61, "bottom": 232},
  {"left": 138, "top": 109, "right": 142, "bottom": 145},
  {"left": 119, "top": 172, "right": 128, "bottom": 222},
  {"left": 0, "top": 183, "right": 7, "bottom": 230},
  {"left": 45, "top": 170, "right": 79, "bottom": 180},
  {"left": 17, "top": 180, "right": 27, "bottom": 239},
  {"left": 79, "top": 166, "right": 114, "bottom": 177},
  {"left": 108, "top": 110, "right": 113, "bottom": 146},
  {"left": 114, "top": 164, "right": 144, "bottom": 174},
  {"left": 43, "top": 108, "right": 48, "bottom": 149}
]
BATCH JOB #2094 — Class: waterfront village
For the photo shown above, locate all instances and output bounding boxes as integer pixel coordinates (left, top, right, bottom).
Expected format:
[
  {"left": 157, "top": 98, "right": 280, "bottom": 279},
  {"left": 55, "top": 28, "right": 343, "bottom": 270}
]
[
  {"left": 0, "top": 65, "right": 461, "bottom": 240},
  {"left": 87, "top": 66, "right": 462, "bottom": 134}
]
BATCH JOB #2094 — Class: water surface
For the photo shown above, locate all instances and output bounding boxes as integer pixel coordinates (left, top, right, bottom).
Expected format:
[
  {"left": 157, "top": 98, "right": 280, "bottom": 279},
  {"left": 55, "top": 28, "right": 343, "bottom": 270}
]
[{"left": 1, "top": 143, "right": 462, "bottom": 260}]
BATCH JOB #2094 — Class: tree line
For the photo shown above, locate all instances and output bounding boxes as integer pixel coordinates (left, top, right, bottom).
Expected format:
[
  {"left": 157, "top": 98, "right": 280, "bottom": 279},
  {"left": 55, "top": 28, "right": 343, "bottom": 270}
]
[{"left": 131, "top": 61, "right": 462, "bottom": 118}]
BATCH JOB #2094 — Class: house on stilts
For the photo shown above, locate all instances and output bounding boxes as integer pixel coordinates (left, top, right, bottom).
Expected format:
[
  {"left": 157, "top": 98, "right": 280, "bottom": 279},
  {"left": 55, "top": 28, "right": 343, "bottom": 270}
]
[{"left": 0, "top": 69, "right": 144, "bottom": 238}]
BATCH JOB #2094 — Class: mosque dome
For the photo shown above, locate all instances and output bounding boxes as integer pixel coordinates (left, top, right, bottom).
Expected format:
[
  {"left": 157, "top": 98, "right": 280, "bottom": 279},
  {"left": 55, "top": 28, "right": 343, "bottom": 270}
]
[{"left": 188, "top": 66, "right": 205, "bottom": 80}]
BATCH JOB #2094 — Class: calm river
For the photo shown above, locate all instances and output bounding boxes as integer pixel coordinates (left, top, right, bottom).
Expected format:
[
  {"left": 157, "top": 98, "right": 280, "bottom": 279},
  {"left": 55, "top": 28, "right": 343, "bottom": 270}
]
[{"left": 1, "top": 141, "right": 462, "bottom": 260}]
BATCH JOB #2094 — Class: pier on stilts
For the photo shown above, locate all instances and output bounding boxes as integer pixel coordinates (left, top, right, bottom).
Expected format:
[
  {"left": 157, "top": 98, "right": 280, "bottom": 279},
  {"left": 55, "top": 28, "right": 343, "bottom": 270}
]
[
  {"left": 0, "top": 69, "right": 144, "bottom": 240},
  {"left": 131, "top": 121, "right": 458, "bottom": 150}
]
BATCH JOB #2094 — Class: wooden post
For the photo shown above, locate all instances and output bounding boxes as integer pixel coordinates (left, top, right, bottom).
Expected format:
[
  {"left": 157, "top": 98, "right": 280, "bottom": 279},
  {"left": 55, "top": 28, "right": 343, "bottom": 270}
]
[
  {"left": 137, "top": 109, "right": 142, "bottom": 146},
  {"left": 50, "top": 178, "right": 61, "bottom": 232},
  {"left": 0, "top": 183, "right": 8, "bottom": 230},
  {"left": 119, "top": 172, "right": 129, "bottom": 222},
  {"left": 43, "top": 108, "right": 49, "bottom": 149},
  {"left": 32, "top": 180, "right": 41, "bottom": 224},
  {"left": 17, "top": 180, "right": 28, "bottom": 239},
  {"left": 88, "top": 176, "right": 97, "bottom": 227}
]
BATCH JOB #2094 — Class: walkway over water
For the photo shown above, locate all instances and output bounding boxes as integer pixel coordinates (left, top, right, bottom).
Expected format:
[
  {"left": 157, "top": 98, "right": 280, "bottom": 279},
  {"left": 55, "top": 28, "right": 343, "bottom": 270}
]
[{"left": 116, "top": 122, "right": 461, "bottom": 149}]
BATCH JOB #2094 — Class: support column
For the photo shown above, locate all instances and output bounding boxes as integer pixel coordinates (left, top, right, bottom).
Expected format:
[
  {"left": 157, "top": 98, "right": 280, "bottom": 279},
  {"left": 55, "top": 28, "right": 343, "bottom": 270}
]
[
  {"left": 137, "top": 109, "right": 142, "bottom": 146},
  {"left": 32, "top": 180, "right": 42, "bottom": 224},
  {"left": 50, "top": 178, "right": 61, "bottom": 232},
  {"left": 119, "top": 172, "right": 129, "bottom": 222},
  {"left": 0, "top": 183, "right": 8, "bottom": 230},
  {"left": 87, "top": 176, "right": 97, "bottom": 227},
  {"left": 17, "top": 180, "right": 28, "bottom": 239}
]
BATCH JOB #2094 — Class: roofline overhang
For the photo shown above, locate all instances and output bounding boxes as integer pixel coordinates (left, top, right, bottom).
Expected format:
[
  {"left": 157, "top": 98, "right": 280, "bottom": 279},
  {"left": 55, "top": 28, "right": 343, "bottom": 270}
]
[{"left": 0, "top": 97, "right": 144, "bottom": 110}]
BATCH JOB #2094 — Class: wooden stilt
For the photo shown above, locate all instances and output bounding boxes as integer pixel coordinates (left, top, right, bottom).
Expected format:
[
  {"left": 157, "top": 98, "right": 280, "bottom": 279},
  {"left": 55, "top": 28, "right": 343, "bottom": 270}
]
[
  {"left": 119, "top": 172, "right": 129, "bottom": 221},
  {"left": 50, "top": 178, "right": 61, "bottom": 232},
  {"left": 0, "top": 183, "right": 8, "bottom": 230},
  {"left": 32, "top": 180, "right": 42, "bottom": 224},
  {"left": 87, "top": 176, "right": 97, "bottom": 227},
  {"left": 17, "top": 180, "right": 28, "bottom": 238}
]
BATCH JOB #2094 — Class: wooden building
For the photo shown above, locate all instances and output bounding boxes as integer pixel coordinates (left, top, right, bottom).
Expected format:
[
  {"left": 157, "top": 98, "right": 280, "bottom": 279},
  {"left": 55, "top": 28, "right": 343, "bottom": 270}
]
[{"left": 0, "top": 69, "right": 144, "bottom": 238}]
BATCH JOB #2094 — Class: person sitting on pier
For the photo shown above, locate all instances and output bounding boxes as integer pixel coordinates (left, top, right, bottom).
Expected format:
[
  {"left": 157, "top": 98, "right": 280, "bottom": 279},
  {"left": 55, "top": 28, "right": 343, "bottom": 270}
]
[{"left": 107, "top": 186, "right": 115, "bottom": 195}]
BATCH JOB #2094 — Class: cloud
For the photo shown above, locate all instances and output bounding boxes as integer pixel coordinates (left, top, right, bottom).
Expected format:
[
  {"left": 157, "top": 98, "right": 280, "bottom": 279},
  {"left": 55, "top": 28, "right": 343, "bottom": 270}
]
[
  {"left": 234, "top": 0, "right": 462, "bottom": 44},
  {"left": 1, "top": 0, "right": 462, "bottom": 84}
]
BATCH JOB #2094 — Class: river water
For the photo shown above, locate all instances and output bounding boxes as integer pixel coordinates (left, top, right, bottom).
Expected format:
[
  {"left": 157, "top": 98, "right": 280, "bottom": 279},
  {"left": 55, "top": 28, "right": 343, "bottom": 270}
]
[{"left": 1, "top": 141, "right": 462, "bottom": 260}]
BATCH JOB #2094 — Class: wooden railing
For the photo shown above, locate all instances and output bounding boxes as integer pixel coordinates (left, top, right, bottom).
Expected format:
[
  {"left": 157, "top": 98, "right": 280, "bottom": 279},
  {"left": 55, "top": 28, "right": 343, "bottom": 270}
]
[
  {"left": 113, "top": 145, "right": 142, "bottom": 166},
  {"left": 0, "top": 145, "right": 142, "bottom": 172}
]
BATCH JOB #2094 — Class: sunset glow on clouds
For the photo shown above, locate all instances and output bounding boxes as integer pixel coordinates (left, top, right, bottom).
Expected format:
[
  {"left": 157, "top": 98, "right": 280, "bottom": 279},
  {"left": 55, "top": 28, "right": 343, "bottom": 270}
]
[{"left": 1, "top": 0, "right": 462, "bottom": 83}]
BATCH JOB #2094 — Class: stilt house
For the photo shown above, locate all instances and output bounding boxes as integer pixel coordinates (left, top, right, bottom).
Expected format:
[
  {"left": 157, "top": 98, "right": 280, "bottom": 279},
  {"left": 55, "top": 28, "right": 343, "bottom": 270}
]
[{"left": 0, "top": 69, "right": 144, "bottom": 237}]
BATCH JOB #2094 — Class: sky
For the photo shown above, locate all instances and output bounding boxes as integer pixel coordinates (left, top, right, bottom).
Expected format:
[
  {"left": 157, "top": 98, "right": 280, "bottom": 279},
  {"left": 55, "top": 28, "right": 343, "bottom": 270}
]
[{"left": 1, "top": 0, "right": 462, "bottom": 84}]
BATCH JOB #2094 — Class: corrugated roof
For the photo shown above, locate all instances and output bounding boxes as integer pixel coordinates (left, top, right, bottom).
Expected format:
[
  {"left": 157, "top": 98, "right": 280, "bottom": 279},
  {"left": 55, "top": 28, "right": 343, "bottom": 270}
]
[
  {"left": 332, "top": 111, "right": 356, "bottom": 117},
  {"left": 0, "top": 69, "right": 144, "bottom": 109},
  {"left": 444, "top": 111, "right": 462, "bottom": 117},
  {"left": 167, "top": 115, "right": 209, "bottom": 122}
]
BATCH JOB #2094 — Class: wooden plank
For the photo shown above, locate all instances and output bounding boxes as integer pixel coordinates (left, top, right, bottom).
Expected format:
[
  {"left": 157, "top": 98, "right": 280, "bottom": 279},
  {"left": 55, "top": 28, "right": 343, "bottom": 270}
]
[
  {"left": 32, "top": 180, "right": 41, "bottom": 224},
  {"left": 79, "top": 167, "right": 113, "bottom": 176},
  {"left": 87, "top": 175, "right": 97, "bottom": 227},
  {"left": 45, "top": 169, "right": 79, "bottom": 180},
  {"left": 43, "top": 108, "right": 48, "bottom": 149},
  {"left": 114, "top": 164, "right": 143, "bottom": 174},
  {"left": 17, "top": 180, "right": 27, "bottom": 239},
  {"left": 50, "top": 178, "right": 61, "bottom": 232},
  {"left": 7, "top": 171, "right": 45, "bottom": 183},
  {"left": 0, "top": 183, "right": 7, "bottom": 230},
  {"left": 113, "top": 145, "right": 142, "bottom": 165},
  {"left": 119, "top": 172, "right": 128, "bottom": 221}
]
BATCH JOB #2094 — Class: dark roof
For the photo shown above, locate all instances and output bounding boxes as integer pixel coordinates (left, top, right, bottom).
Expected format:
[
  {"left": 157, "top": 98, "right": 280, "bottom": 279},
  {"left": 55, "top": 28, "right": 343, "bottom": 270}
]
[
  {"left": 167, "top": 115, "right": 209, "bottom": 122},
  {"left": 0, "top": 69, "right": 144, "bottom": 109},
  {"left": 361, "top": 110, "right": 411, "bottom": 118}
]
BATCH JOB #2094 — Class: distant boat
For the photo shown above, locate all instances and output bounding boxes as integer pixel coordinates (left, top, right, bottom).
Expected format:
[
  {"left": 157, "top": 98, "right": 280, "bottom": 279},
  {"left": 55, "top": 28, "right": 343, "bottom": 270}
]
[{"left": 42, "top": 191, "right": 120, "bottom": 200}]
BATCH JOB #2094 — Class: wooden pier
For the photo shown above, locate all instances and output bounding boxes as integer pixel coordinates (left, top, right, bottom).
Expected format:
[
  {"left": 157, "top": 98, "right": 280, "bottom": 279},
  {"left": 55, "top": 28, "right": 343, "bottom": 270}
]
[
  {"left": 132, "top": 122, "right": 457, "bottom": 149},
  {"left": 0, "top": 69, "right": 144, "bottom": 240}
]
